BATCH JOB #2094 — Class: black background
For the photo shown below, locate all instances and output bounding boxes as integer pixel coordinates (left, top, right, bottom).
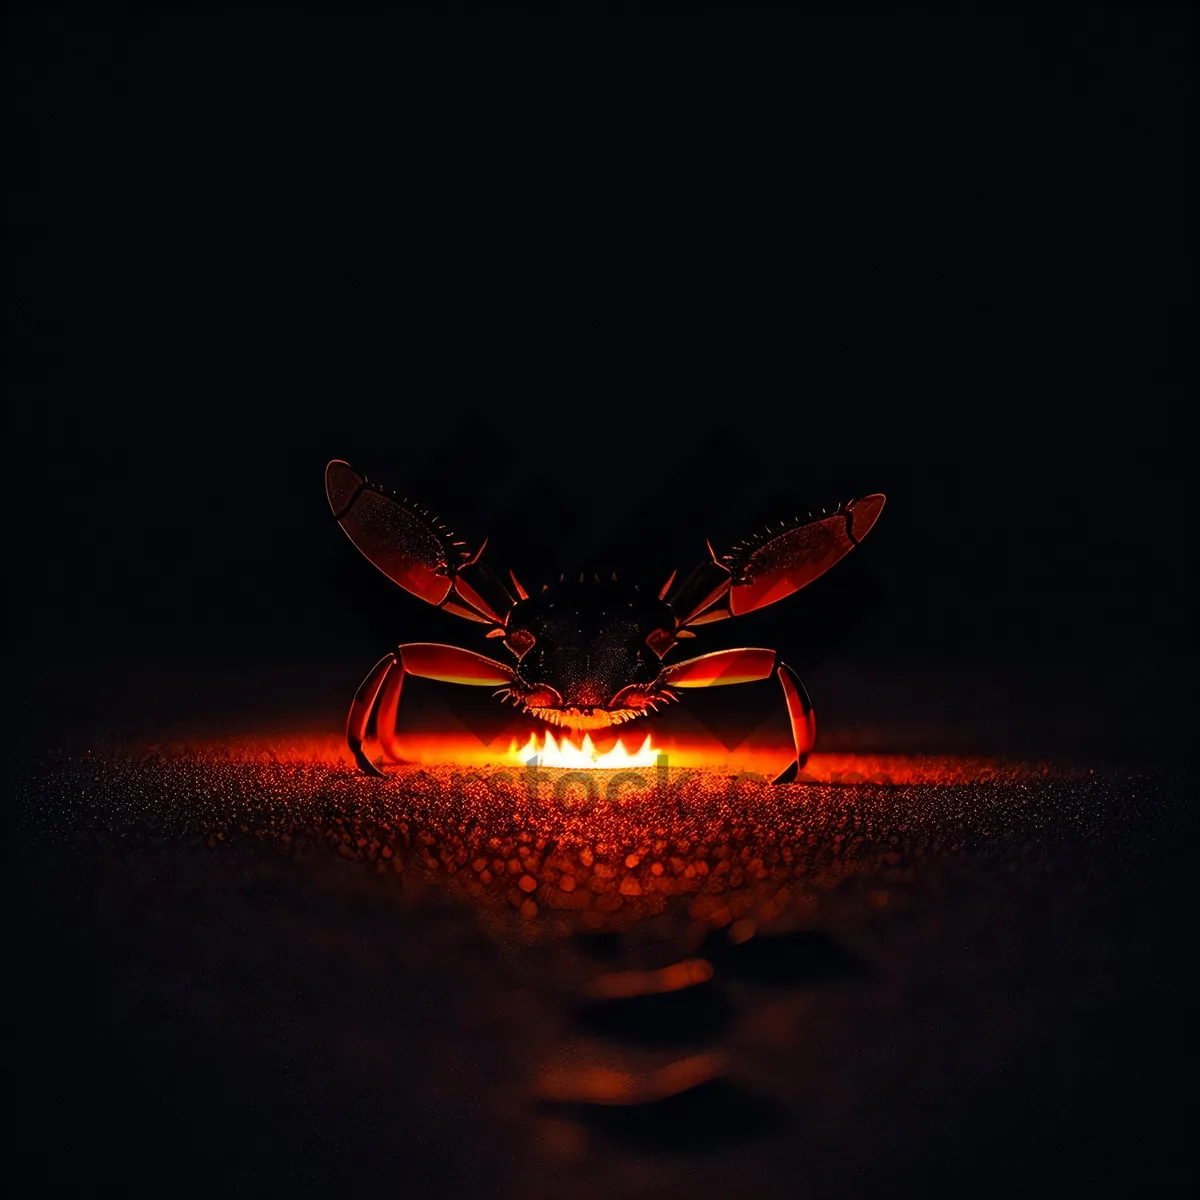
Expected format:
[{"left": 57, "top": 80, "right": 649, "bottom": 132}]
[
  {"left": 12, "top": 6, "right": 1192, "bottom": 676},
  {"left": 11, "top": 4, "right": 1200, "bottom": 710},
  {"left": 7, "top": 7, "right": 1195, "bottom": 1196},
  {"left": 11, "top": 5, "right": 1191, "bottom": 731}
]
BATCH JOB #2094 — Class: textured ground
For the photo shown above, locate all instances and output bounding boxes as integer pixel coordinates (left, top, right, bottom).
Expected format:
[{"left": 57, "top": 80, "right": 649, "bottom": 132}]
[{"left": 12, "top": 747, "right": 1191, "bottom": 1197}]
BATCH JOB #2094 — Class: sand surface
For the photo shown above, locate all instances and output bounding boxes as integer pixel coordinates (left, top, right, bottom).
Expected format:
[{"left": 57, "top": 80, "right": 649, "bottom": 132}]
[{"left": 12, "top": 748, "right": 1189, "bottom": 1197}]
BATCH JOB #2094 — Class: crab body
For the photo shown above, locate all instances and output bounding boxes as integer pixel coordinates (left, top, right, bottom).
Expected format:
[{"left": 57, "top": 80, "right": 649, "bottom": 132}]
[
  {"left": 325, "top": 460, "right": 885, "bottom": 781},
  {"left": 499, "top": 576, "right": 677, "bottom": 729}
]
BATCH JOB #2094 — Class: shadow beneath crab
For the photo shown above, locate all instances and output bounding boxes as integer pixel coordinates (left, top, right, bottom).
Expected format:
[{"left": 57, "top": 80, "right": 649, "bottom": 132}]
[
  {"left": 702, "top": 928, "right": 869, "bottom": 987},
  {"left": 537, "top": 1078, "right": 785, "bottom": 1153},
  {"left": 575, "top": 980, "right": 735, "bottom": 1046}
]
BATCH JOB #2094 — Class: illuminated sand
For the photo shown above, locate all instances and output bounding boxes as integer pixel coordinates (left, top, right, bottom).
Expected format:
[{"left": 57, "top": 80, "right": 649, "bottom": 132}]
[
  {"left": 14, "top": 739, "right": 1186, "bottom": 1198},
  {"left": 21, "top": 739, "right": 1098, "bottom": 930}
]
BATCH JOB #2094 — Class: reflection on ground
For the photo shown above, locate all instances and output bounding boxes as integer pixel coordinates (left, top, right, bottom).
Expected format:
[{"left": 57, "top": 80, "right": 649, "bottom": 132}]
[
  {"left": 34, "top": 739, "right": 1077, "bottom": 929},
  {"left": 13, "top": 742, "right": 1184, "bottom": 1196}
]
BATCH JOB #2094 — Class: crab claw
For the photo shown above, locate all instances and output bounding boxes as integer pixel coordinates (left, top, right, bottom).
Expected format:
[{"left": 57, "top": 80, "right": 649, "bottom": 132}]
[
  {"left": 663, "top": 493, "right": 886, "bottom": 625},
  {"left": 326, "top": 460, "right": 516, "bottom": 624}
]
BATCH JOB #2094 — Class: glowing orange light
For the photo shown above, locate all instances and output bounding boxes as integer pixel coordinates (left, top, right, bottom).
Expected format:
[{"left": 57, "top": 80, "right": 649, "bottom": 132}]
[{"left": 508, "top": 730, "right": 662, "bottom": 769}]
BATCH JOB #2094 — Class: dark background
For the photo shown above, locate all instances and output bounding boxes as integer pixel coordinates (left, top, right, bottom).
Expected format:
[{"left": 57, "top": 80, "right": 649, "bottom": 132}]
[
  {"left": 7, "top": 7, "right": 1195, "bottom": 1197},
  {"left": 11, "top": 5, "right": 1192, "bottom": 714},
  {"left": 10, "top": 4, "right": 1192, "bottom": 761}
]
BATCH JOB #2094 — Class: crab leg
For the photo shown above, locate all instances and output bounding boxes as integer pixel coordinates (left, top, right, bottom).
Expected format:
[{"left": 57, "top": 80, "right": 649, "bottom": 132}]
[
  {"left": 374, "top": 661, "right": 406, "bottom": 764},
  {"left": 775, "top": 661, "right": 817, "bottom": 774},
  {"left": 663, "top": 647, "right": 779, "bottom": 687},
  {"left": 346, "top": 643, "right": 516, "bottom": 776},
  {"left": 346, "top": 653, "right": 399, "bottom": 776},
  {"left": 664, "top": 648, "right": 817, "bottom": 779}
]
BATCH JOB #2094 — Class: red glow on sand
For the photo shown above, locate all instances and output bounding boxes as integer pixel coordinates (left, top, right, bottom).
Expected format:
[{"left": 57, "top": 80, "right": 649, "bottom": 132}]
[
  {"left": 139, "top": 733, "right": 1064, "bottom": 787},
  {"left": 86, "top": 736, "right": 1085, "bottom": 930}
]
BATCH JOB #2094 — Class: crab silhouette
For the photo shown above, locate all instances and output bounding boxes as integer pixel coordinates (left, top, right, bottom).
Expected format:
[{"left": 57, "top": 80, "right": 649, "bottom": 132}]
[{"left": 326, "top": 461, "right": 884, "bottom": 781}]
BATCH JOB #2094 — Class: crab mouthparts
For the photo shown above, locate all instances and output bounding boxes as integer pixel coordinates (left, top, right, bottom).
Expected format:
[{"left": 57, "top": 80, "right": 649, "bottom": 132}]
[
  {"left": 493, "top": 684, "right": 679, "bottom": 730},
  {"left": 526, "top": 706, "right": 643, "bottom": 730}
]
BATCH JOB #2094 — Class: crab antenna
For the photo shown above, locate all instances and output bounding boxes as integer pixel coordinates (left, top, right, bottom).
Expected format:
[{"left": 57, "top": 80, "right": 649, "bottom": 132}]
[
  {"left": 509, "top": 570, "right": 529, "bottom": 601},
  {"left": 658, "top": 568, "right": 677, "bottom": 600}
]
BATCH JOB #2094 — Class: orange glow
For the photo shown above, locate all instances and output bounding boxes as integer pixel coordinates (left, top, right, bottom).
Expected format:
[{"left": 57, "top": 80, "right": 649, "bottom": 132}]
[
  {"left": 69, "top": 738, "right": 1089, "bottom": 933},
  {"left": 153, "top": 732, "right": 1072, "bottom": 787},
  {"left": 508, "top": 730, "right": 662, "bottom": 769},
  {"left": 584, "top": 958, "right": 714, "bottom": 1000},
  {"left": 536, "top": 1051, "right": 725, "bottom": 1105}
]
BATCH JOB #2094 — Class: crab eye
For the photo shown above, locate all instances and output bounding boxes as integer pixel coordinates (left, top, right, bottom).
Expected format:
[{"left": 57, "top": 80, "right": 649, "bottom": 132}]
[{"left": 505, "top": 628, "right": 536, "bottom": 659}]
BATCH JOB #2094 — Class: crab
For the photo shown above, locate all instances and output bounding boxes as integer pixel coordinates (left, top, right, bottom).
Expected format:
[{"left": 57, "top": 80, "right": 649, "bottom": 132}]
[{"left": 326, "top": 460, "right": 885, "bottom": 782}]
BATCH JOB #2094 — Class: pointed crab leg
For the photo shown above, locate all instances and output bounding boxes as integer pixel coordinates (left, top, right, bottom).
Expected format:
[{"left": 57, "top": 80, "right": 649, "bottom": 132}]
[
  {"left": 346, "top": 653, "right": 399, "bottom": 777},
  {"left": 344, "top": 644, "right": 516, "bottom": 775},
  {"left": 663, "top": 647, "right": 779, "bottom": 687},
  {"left": 398, "top": 643, "right": 515, "bottom": 686},
  {"left": 776, "top": 661, "right": 816, "bottom": 772},
  {"left": 664, "top": 648, "right": 817, "bottom": 780},
  {"left": 374, "top": 660, "right": 407, "bottom": 764}
]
